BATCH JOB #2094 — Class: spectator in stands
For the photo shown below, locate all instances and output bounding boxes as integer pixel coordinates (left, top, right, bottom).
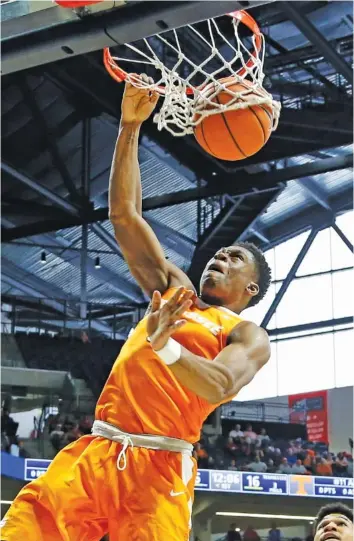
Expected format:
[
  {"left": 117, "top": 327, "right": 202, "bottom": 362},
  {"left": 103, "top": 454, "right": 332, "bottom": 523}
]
[
  {"left": 257, "top": 428, "right": 270, "bottom": 447},
  {"left": 277, "top": 458, "right": 292, "bottom": 474},
  {"left": 315, "top": 457, "right": 333, "bottom": 476},
  {"left": 227, "top": 523, "right": 242, "bottom": 541},
  {"left": 291, "top": 459, "right": 308, "bottom": 475},
  {"left": 285, "top": 447, "right": 297, "bottom": 466},
  {"left": 64, "top": 424, "right": 82, "bottom": 445},
  {"left": 347, "top": 456, "right": 353, "bottom": 477},
  {"left": 273, "top": 448, "right": 283, "bottom": 467},
  {"left": 229, "top": 424, "right": 244, "bottom": 441},
  {"left": 303, "top": 449, "right": 315, "bottom": 473},
  {"left": 334, "top": 453, "right": 348, "bottom": 477},
  {"left": 267, "top": 459, "right": 277, "bottom": 473},
  {"left": 225, "top": 437, "right": 239, "bottom": 458},
  {"left": 228, "top": 459, "right": 238, "bottom": 471},
  {"left": 248, "top": 455, "right": 267, "bottom": 473},
  {"left": 195, "top": 442, "right": 209, "bottom": 468},
  {"left": 79, "top": 415, "right": 93, "bottom": 435},
  {"left": 1, "top": 431, "right": 10, "bottom": 453},
  {"left": 50, "top": 423, "right": 65, "bottom": 452},
  {"left": 268, "top": 523, "right": 282, "bottom": 541},
  {"left": 243, "top": 525, "right": 260, "bottom": 541},
  {"left": 244, "top": 424, "right": 257, "bottom": 443},
  {"left": 18, "top": 440, "right": 30, "bottom": 459}
]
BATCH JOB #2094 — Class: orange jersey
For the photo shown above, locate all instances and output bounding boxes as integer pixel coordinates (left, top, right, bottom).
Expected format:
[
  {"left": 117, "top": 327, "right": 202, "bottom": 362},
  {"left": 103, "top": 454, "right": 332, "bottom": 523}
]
[{"left": 96, "top": 287, "right": 242, "bottom": 443}]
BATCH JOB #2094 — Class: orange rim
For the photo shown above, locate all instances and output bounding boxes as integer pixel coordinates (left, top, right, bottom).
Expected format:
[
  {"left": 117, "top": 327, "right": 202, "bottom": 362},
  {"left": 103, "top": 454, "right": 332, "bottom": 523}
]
[{"left": 103, "top": 10, "right": 263, "bottom": 94}]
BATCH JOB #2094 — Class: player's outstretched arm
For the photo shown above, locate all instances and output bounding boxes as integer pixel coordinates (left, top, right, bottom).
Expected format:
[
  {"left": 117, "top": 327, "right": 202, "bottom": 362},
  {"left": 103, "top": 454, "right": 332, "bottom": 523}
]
[
  {"left": 147, "top": 288, "right": 270, "bottom": 404},
  {"left": 109, "top": 76, "right": 193, "bottom": 297}
]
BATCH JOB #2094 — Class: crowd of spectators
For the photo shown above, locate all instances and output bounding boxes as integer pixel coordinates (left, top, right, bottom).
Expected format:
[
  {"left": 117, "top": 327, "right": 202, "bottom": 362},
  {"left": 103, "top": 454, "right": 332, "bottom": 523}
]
[
  {"left": 193, "top": 423, "right": 353, "bottom": 478},
  {"left": 47, "top": 413, "right": 93, "bottom": 452}
]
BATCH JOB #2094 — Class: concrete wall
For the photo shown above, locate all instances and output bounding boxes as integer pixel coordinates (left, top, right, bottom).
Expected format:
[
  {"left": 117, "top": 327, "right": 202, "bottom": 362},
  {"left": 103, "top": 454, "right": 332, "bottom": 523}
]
[{"left": 328, "top": 386, "right": 353, "bottom": 454}]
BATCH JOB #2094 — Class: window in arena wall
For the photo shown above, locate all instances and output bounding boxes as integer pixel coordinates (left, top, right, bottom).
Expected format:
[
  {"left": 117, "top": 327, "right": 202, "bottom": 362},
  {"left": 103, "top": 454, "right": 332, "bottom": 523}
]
[
  {"left": 335, "top": 210, "right": 353, "bottom": 244},
  {"left": 234, "top": 341, "right": 278, "bottom": 401},
  {"left": 268, "top": 273, "right": 334, "bottom": 329},
  {"left": 272, "top": 231, "right": 310, "bottom": 281},
  {"left": 332, "top": 268, "right": 354, "bottom": 318},
  {"left": 329, "top": 227, "right": 353, "bottom": 270},
  {"left": 333, "top": 328, "right": 354, "bottom": 388},
  {"left": 276, "top": 332, "right": 335, "bottom": 396}
]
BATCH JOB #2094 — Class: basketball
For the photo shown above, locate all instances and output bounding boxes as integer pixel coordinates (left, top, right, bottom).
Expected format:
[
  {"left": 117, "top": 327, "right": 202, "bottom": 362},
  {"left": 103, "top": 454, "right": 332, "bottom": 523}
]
[{"left": 193, "top": 77, "right": 274, "bottom": 161}]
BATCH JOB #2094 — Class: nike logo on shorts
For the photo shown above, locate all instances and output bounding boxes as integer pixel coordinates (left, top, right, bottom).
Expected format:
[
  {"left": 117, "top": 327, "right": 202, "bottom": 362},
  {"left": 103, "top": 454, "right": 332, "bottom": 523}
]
[{"left": 170, "top": 490, "right": 185, "bottom": 497}]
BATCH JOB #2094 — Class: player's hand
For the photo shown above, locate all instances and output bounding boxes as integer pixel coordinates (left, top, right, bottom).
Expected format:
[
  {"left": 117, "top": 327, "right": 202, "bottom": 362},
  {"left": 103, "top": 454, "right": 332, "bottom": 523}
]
[
  {"left": 146, "top": 287, "right": 194, "bottom": 351},
  {"left": 121, "top": 74, "right": 159, "bottom": 126}
]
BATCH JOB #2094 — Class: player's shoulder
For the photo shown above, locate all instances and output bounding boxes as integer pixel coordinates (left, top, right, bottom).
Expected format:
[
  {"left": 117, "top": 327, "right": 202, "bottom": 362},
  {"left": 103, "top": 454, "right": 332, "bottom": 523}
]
[
  {"left": 228, "top": 319, "right": 270, "bottom": 345},
  {"left": 167, "top": 261, "right": 195, "bottom": 292}
]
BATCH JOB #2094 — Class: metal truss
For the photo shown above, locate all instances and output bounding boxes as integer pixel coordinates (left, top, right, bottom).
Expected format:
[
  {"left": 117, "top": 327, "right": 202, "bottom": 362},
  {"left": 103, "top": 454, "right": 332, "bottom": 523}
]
[
  {"left": 1, "top": 260, "right": 115, "bottom": 336},
  {"left": 281, "top": 2, "right": 353, "bottom": 85},
  {"left": 264, "top": 34, "right": 350, "bottom": 103},
  {"left": 2, "top": 154, "right": 352, "bottom": 242},
  {"left": 2, "top": 217, "right": 142, "bottom": 304},
  {"left": 267, "top": 317, "right": 353, "bottom": 338},
  {"left": 249, "top": 187, "right": 352, "bottom": 250},
  {"left": 332, "top": 223, "right": 353, "bottom": 253},
  {"left": 18, "top": 76, "right": 81, "bottom": 204},
  {"left": 2, "top": 1, "right": 271, "bottom": 75},
  {"left": 261, "top": 228, "right": 319, "bottom": 328},
  {"left": 1, "top": 162, "right": 144, "bottom": 302}
]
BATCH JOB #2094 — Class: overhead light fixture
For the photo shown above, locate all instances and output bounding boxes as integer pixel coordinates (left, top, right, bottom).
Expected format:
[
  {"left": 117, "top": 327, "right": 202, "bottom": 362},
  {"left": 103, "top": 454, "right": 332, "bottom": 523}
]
[
  {"left": 216, "top": 512, "right": 315, "bottom": 521},
  {"left": 94, "top": 256, "right": 101, "bottom": 269},
  {"left": 41, "top": 251, "right": 46, "bottom": 264}
]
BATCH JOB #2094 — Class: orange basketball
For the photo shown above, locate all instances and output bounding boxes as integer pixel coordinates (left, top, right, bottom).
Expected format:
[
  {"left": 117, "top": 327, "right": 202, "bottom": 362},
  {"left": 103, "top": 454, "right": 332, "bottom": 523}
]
[{"left": 193, "top": 77, "right": 274, "bottom": 161}]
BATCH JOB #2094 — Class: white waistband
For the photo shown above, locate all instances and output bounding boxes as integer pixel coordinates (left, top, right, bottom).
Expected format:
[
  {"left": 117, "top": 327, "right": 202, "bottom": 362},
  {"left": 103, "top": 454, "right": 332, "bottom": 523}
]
[{"left": 92, "top": 420, "right": 193, "bottom": 470}]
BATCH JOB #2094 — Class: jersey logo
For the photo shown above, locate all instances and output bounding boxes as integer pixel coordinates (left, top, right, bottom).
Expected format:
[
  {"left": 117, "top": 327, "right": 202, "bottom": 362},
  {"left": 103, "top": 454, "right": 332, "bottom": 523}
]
[
  {"left": 170, "top": 490, "right": 185, "bottom": 497},
  {"left": 182, "top": 310, "right": 223, "bottom": 336},
  {"left": 160, "top": 299, "right": 223, "bottom": 336}
]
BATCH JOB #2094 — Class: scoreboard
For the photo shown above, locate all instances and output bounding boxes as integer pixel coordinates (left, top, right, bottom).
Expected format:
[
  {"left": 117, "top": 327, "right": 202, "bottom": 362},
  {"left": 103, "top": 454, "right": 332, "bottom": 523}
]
[
  {"left": 195, "top": 469, "right": 353, "bottom": 499},
  {"left": 3, "top": 456, "right": 351, "bottom": 500}
]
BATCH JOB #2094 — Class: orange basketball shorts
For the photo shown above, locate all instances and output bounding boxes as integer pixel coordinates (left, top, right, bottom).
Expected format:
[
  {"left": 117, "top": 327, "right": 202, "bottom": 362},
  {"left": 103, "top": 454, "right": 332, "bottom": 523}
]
[{"left": 1, "top": 435, "right": 197, "bottom": 541}]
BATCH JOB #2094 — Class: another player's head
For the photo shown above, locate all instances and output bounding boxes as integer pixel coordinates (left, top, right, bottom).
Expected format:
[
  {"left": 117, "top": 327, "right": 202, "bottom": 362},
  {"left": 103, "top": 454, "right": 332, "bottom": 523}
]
[
  {"left": 314, "top": 503, "right": 353, "bottom": 541},
  {"left": 199, "top": 242, "right": 271, "bottom": 312}
]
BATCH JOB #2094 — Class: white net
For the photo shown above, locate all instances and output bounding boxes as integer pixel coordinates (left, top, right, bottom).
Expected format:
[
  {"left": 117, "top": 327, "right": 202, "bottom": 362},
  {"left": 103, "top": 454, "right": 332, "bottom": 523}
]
[{"left": 106, "top": 13, "right": 281, "bottom": 137}]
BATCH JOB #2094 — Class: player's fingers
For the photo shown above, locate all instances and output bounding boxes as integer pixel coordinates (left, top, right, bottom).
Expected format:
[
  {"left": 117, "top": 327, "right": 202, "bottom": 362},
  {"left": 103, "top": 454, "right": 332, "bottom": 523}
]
[
  {"left": 173, "top": 299, "right": 192, "bottom": 318},
  {"left": 149, "top": 90, "right": 160, "bottom": 104},
  {"left": 150, "top": 290, "right": 161, "bottom": 312},
  {"left": 125, "top": 73, "right": 139, "bottom": 88},
  {"left": 167, "top": 286, "right": 186, "bottom": 308},
  {"left": 170, "top": 319, "right": 187, "bottom": 332}
]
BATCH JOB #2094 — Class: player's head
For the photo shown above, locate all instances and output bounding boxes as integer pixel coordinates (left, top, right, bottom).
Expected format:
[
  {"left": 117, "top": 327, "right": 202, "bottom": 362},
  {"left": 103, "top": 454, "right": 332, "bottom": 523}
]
[
  {"left": 199, "top": 242, "right": 271, "bottom": 312},
  {"left": 314, "top": 503, "right": 353, "bottom": 541}
]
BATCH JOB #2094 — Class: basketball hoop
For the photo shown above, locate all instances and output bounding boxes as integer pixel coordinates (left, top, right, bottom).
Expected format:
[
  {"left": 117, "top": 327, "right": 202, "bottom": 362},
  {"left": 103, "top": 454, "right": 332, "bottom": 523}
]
[{"left": 103, "top": 10, "right": 281, "bottom": 137}]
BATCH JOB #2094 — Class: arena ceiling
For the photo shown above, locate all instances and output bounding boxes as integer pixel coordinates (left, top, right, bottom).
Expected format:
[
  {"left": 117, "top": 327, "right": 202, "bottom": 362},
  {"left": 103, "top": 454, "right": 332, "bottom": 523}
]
[{"left": 1, "top": 0, "right": 353, "bottom": 337}]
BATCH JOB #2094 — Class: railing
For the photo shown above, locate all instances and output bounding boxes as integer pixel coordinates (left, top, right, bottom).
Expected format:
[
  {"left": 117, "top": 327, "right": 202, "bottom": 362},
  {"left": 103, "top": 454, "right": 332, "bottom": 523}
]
[{"left": 221, "top": 401, "right": 304, "bottom": 424}]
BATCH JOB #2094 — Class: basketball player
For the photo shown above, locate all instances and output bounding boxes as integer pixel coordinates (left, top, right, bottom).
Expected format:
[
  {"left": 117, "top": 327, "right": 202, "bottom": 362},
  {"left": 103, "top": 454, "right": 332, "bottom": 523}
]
[
  {"left": 2, "top": 78, "right": 271, "bottom": 541},
  {"left": 314, "top": 503, "right": 353, "bottom": 541}
]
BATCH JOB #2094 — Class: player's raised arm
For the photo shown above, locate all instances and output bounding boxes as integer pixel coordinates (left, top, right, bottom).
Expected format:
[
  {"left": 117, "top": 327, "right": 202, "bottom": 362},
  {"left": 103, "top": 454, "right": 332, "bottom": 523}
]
[
  {"left": 109, "top": 76, "right": 193, "bottom": 297},
  {"left": 147, "top": 288, "right": 270, "bottom": 404}
]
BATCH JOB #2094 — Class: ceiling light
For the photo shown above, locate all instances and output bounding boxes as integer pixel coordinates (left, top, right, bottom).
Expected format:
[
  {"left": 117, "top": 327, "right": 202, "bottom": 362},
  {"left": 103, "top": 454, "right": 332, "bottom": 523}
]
[
  {"left": 40, "top": 251, "right": 46, "bottom": 264},
  {"left": 216, "top": 512, "right": 315, "bottom": 521},
  {"left": 94, "top": 256, "right": 101, "bottom": 269}
]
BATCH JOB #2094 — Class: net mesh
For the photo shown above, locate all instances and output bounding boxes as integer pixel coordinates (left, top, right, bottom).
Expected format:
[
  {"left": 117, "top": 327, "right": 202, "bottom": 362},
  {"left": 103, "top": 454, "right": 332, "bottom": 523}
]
[{"left": 106, "top": 14, "right": 281, "bottom": 136}]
